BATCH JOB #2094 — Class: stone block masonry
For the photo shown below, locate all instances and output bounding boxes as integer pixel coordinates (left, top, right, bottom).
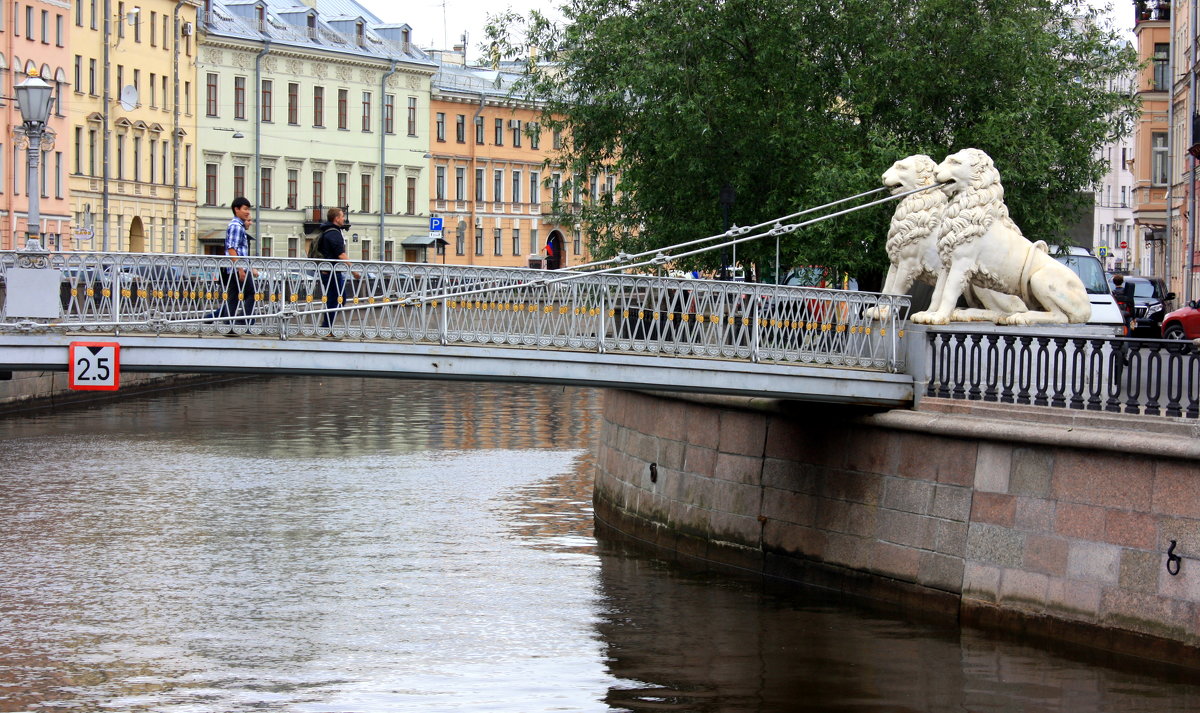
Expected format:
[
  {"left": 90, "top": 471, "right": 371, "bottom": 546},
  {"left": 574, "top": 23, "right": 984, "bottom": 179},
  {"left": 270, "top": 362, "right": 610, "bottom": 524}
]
[{"left": 593, "top": 390, "right": 1200, "bottom": 666}]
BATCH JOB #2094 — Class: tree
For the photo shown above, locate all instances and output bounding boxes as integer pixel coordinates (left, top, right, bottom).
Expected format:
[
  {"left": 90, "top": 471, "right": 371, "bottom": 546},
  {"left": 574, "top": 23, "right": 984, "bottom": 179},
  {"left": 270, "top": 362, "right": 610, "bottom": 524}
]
[{"left": 488, "top": 0, "right": 1139, "bottom": 284}]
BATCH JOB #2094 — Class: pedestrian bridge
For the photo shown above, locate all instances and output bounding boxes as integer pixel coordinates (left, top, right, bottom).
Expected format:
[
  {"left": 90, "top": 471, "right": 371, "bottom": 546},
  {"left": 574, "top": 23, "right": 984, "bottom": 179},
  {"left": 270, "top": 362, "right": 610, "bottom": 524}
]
[{"left": 0, "top": 248, "right": 916, "bottom": 406}]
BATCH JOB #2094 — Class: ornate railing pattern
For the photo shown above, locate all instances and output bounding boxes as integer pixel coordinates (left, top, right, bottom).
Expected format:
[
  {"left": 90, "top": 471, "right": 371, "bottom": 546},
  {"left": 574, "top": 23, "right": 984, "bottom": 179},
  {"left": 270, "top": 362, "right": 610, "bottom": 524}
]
[
  {"left": 926, "top": 330, "right": 1200, "bottom": 419},
  {"left": 0, "top": 250, "right": 911, "bottom": 372}
]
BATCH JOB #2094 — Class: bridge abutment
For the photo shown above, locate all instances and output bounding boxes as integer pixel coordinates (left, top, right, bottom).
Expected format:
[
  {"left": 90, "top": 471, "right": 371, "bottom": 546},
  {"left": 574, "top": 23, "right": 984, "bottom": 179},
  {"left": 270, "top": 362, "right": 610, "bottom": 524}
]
[{"left": 594, "top": 389, "right": 1200, "bottom": 665}]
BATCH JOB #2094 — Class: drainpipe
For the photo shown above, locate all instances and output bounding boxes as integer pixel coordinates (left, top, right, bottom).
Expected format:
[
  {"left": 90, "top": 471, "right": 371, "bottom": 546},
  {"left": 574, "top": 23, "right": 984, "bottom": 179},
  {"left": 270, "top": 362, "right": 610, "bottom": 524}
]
[
  {"left": 102, "top": 0, "right": 111, "bottom": 250},
  {"left": 254, "top": 41, "right": 270, "bottom": 255},
  {"left": 469, "top": 90, "right": 485, "bottom": 264},
  {"left": 1189, "top": 0, "right": 1198, "bottom": 301},
  {"left": 379, "top": 59, "right": 397, "bottom": 261},
  {"left": 172, "top": 0, "right": 185, "bottom": 253}
]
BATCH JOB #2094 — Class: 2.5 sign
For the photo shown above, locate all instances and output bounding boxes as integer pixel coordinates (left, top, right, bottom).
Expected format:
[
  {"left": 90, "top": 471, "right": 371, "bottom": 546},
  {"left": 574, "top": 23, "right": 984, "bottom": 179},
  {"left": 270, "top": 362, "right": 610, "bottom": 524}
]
[{"left": 69, "top": 341, "right": 120, "bottom": 391}]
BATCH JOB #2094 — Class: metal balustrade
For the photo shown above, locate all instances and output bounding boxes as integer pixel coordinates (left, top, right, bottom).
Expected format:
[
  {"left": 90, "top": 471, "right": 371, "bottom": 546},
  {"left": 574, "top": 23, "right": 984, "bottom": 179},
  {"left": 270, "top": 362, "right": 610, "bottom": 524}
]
[
  {"left": 0, "top": 250, "right": 911, "bottom": 373},
  {"left": 926, "top": 330, "right": 1200, "bottom": 418}
]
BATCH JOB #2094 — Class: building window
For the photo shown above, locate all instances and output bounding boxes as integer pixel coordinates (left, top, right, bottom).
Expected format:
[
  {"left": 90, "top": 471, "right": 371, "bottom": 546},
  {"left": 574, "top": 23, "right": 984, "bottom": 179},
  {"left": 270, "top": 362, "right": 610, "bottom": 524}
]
[
  {"left": 1153, "top": 43, "right": 1169, "bottom": 91},
  {"left": 455, "top": 167, "right": 464, "bottom": 200},
  {"left": 161, "top": 139, "right": 167, "bottom": 184},
  {"left": 233, "top": 165, "right": 245, "bottom": 198},
  {"left": 406, "top": 176, "right": 415, "bottom": 215},
  {"left": 287, "top": 169, "right": 297, "bottom": 209},
  {"left": 149, "top": 140, "right": 156, "bottom": 183},
  {"left": 493, "top": 169, "right": 502, "bottom": 202},
  {"left": 530, "top": 122, "right": 540, "bottom": 150},
  {"left": 361, "top": 91, "right": 371, "bottom": 132},
  {"left": 260, "top": 167, "right": 272, "bottom": 207},
  {"left": 338, "top": 89, "right": 348, "bottom": 129},
  {"left": 494, "top": 118, "right": 503, "bottom": 146},
  {"left": 233, "top": 76, "right": 246, "bottom": 120},
  {"left": 54, "top": 151, "right": 62, "bottom": 197},
  {"left": 55, "top": 13, "right": 63, "bottom": 45},
  {"left": 530, "top": 171, "right": 540, "bottom": 205},
  {"left": 553, "top": 130, "right": 562, "bottom": 150},
  {"left": 384, "top": 175, "right": 394, "bottom": 213},
  {"left": 512, "top": 170, "right": 521, "bottom": 204},
  {"left": 74, "top": 55, "right": 81, "bottom": 93},
  {"left": 384, "top": 94, "right": 394, "bottom": 133},
  {"left": 573, "top": 229, "right": 581, "bottom": 257},
  {"left": 407, "top": 96, "right": 417, "bottom": 136},
  {"left": 1152, "top": 132, "right": 1168, "bottom": 186},
  {"left": 436, "top": 112, "right": 446, "bottom": 142},
  {"left": 312, "top": 170, "right": 323, "bottom": 207},
  {"left": 456, "top": 224, "right": 465, "bottom": 255},
  {"left": 475, "top": 227, "right": 483, "bottom": 256},
  {"left": 360, "top": 173, "right": 371, "bottom": 212},
  {"left": 493, "top": 228, "right": 502, "bottom": 256},
  {"left": 512, "top": 228, "right": 520, "bottom": 256},
  {"left": 312, "top": 86, "right": 323, "bottom": 126},
  {"left": 89, "top": 59, "right": 97, "bottom": 95},
  {"left": 475, "top": 116, "right": 484, "bottom": 144},
  {"left": 436, "top": 166, "right": 446, "bottom": 200},
  {"left": 475, "top": 168, "right": 484, "bottom": 201},
  {"left": 205, "top": 163, "right": 218, "bottom": 205},
  {"left": 206, "top": 73, "right": 218, "bottom": 116},
  {"left": 73, "top": 127, "right": 82, "bottom": 174},
  {"left": 149, "top": 9, "right": 155, "bottom": 45},
  {"left": 261, "top": 80, "right": 273, "bottom": 123},
  {"left": 132, "top": 137, "right": 141, "bottom": 182},
  {"left": 336, "top": 172, "right": 347, "bottom": 207},
  {"left": 456, "top": 114, "right": 465, "bottom": 143},
  {"left": 88, "top": 129, "right": 96, "bottom": 175},
  {"left": 530, "top": 228, "right": 538, "bottom": 256},
  {"left": 511, "top": 119, "right": 521, "bottom": 147},
  {"left": 133, "top": 5, "right": 140, "bottom": 41}
]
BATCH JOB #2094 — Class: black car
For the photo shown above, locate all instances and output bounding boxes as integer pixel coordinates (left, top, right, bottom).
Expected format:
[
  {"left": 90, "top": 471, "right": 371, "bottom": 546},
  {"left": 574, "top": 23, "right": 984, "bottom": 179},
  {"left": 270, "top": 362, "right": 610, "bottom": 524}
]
[{"left": 1119, "top": 276, "right": 1175, "bottom": 336}]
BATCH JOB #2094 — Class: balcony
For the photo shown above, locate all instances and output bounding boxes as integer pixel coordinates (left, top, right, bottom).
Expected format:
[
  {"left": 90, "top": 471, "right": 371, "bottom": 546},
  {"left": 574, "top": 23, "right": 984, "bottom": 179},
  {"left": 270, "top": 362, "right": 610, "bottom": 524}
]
[{"left": 302, "top": 204, "right": 350, "bottom": 234}]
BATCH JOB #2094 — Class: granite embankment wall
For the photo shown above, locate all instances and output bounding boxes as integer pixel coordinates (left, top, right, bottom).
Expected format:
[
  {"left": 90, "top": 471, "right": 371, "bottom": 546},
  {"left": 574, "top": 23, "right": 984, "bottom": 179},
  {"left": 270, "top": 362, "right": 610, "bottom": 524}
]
[
  {"left": 593, "top": 389, "right": 1200, "bottom": 664},
  {"left": 0, "top": 371, "right": 236, "bottom": 413}
]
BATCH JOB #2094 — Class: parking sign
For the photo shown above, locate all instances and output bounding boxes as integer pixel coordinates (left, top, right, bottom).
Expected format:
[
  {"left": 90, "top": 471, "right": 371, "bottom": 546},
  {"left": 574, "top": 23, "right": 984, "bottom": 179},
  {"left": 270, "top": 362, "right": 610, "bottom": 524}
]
[{"left": 430, "top": 216, "right": 443, "bottom": 232}]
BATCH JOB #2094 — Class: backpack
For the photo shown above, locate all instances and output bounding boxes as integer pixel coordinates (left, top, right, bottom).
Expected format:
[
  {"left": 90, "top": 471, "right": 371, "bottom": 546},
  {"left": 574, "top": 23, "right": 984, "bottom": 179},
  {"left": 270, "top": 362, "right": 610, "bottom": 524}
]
[{"left": 307, "top": 233, "right": 323, "bottom": 259}]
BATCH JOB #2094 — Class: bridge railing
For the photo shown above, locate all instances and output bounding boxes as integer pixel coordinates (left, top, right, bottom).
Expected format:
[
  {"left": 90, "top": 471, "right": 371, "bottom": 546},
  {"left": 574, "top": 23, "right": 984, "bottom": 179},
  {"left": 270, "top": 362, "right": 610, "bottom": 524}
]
[
  {"left": 0, "top": 250, "right": 912, "bottom": 372},
  {"left": 925, "top": 329, "right": 1200, "bottom": 418}
]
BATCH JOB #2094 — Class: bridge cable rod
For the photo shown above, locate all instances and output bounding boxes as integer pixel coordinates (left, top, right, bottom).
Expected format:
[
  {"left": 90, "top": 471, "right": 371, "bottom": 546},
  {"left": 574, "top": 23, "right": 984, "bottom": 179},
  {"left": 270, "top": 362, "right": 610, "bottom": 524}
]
[
  {"left": 562, "top": 186, "right": 891, "bottom": 273},
  {"left": 404, "top": 182, "right": 944, "bottom": 304}
]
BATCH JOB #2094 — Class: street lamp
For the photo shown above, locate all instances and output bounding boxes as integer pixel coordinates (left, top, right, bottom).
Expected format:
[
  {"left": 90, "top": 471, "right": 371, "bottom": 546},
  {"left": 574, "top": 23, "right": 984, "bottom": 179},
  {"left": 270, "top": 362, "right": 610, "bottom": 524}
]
[{"left": 14, "top": 74, "right": 55, "bottom": 248}]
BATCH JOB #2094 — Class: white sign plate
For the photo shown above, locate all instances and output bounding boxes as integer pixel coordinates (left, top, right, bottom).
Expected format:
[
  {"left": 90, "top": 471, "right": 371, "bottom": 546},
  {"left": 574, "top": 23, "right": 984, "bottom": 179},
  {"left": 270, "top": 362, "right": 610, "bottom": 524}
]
[{"left": 69, "top": 341, "right": 120, "bottom": 391}]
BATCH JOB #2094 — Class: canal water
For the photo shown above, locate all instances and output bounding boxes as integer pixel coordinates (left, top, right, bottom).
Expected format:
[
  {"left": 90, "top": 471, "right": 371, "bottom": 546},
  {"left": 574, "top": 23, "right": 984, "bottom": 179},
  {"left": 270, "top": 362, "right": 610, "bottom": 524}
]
[{"left": 1, "top": 376, "right": 1198, "bottom": 712}]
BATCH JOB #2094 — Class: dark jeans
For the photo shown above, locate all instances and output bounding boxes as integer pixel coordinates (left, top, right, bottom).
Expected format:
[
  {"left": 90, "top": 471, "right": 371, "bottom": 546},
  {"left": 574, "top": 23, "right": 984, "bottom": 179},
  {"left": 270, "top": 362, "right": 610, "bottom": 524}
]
[
  {"left": 321, "top": 270, "right": 345, "bottom": 328},
  {"left": 221, "top": 268, "right": 256, "bottom": 325}
]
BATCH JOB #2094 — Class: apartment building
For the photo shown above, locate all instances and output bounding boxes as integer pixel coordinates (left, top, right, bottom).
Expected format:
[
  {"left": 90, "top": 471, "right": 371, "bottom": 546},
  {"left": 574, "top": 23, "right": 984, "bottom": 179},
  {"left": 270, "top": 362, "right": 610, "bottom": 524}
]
[
  {"left": 195, "top": 0, "right": 435, "bottom": 261},
  {"left": 429, "top": 51, "right": 595, "bottom": 268},
  {"left": 69, "top": 0, "right": 200, "bottom": 252},
  {"left": 2, "top": 0, "right": 73, "bottom": 251}
]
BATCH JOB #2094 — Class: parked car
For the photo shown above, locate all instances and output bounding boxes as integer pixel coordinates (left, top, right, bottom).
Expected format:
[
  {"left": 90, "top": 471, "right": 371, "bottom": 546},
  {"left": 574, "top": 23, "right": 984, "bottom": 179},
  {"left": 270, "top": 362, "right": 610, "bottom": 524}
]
[
  {"left": 1119, "top": 276, "right": 1175, "bottom": 337},
  {"left": 1161, "top": 300, "right": 1200, "bottom": 340},
  {"left": 1053, "top": 247, "right": 1126, "bottom": 335}
]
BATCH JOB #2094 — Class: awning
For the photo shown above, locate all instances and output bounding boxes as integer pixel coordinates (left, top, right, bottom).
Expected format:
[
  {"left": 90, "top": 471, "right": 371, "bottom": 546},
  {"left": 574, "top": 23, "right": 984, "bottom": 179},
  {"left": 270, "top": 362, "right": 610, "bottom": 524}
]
[{"left": 402, "top": 235, "right": 449, "bottom": 247}]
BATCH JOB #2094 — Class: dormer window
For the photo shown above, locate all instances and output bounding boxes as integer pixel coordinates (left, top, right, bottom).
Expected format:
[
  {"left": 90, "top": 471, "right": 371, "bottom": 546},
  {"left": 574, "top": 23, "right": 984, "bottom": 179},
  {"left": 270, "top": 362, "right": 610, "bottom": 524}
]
[
  {"left": 401, "top": 28, "right": 410, "bottom": 52},
  {"left": 356, "top": 21, "right": 364, "bottom": 46},
  {"left": 307, "top": 13, "right": 316, "bottom": 39},
  {"left": 257, "top": 6, "right": 265, "bottom": 31}
]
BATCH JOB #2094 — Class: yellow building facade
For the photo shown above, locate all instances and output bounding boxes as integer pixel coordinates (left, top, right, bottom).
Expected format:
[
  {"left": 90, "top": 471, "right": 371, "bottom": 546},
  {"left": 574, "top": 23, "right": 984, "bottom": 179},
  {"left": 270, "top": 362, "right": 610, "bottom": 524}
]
[{"left": 68, "top": 0, "right": 199, "bottom": 252}]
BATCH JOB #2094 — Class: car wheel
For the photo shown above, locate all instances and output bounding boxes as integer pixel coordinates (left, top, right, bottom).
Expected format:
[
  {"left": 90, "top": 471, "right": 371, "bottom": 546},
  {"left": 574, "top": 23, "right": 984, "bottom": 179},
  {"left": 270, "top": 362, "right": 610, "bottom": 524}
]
[{"left": 1164, "top": 324, "right": 1188, "bottom": 340}]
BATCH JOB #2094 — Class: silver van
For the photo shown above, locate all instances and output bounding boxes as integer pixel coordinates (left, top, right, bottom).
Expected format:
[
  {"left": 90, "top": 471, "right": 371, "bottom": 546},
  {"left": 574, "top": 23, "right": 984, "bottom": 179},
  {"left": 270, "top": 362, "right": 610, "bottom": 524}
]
[{"left": 1054, "top": 247, "right": 1126, "bottom": 336}]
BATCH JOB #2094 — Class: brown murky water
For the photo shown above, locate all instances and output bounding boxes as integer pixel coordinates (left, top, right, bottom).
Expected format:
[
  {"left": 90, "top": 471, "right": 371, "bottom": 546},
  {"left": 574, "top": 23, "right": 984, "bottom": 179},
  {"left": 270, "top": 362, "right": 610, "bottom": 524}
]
[{"left": 1, "top": 376, "right": 1197, "bottom": 712}]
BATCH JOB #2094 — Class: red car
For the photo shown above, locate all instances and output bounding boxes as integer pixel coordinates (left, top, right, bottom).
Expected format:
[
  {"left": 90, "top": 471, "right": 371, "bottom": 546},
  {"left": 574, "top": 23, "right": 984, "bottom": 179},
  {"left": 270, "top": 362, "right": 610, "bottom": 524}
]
[{"left": 1161, "top": 300, "right": 1200, "bottom": 340}]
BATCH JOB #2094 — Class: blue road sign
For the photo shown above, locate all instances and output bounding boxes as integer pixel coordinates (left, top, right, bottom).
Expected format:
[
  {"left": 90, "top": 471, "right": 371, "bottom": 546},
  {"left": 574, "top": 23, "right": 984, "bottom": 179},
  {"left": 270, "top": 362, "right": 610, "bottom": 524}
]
[{"left": 430, "top": 216, "right": 443, "bottom": 232}]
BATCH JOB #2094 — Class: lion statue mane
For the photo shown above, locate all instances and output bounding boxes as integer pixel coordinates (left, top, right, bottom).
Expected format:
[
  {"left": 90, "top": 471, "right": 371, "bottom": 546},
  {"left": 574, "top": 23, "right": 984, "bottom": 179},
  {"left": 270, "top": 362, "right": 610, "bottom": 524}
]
[
  {"left": 865, "top": 153, "right": 1026, "bottom": 321},
  {"left": 909, "top": 148, "right": 1090, "bottom": 326}
]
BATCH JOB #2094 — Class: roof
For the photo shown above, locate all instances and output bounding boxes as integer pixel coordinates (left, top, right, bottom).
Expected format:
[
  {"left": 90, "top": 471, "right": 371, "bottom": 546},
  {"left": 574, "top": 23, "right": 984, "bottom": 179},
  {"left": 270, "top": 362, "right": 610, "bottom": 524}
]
[{"left": 206, "top": 0, "right": 434, "bottom": 67}]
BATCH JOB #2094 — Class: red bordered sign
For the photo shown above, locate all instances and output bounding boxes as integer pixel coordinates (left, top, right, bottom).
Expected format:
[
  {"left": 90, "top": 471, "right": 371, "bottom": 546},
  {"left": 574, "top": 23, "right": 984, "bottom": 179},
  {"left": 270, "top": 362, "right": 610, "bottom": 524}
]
[{"left": 68, "top": 341, "right": 121, "bottom": 391}]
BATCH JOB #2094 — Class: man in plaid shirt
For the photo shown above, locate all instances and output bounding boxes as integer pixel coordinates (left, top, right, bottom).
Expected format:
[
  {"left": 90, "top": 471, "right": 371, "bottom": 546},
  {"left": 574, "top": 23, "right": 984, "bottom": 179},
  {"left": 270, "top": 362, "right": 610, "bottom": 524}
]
[{"left": 222, "top": 196, "right": 256, "bottom": 329}]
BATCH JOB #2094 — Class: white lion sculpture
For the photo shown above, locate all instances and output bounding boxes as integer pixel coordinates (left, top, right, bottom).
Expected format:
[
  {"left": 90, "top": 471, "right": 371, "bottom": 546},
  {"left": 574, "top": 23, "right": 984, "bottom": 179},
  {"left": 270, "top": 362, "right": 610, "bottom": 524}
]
[
  {"left": 909, "top": 148, "right": 1090, "bottom": 326},
  {"left": 865, "top": 153, "right": 1025, "bottom": 321}
]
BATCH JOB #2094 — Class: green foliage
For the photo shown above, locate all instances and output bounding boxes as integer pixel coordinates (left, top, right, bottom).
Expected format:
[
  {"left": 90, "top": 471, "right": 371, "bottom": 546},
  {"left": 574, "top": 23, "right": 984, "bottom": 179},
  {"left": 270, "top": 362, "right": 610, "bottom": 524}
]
[{"left": 488, "top": 0, "right": 1140, "bottom": 284}]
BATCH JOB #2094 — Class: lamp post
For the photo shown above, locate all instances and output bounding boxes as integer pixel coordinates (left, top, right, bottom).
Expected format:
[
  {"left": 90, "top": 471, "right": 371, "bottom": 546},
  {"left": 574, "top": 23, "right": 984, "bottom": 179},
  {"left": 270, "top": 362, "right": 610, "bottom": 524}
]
[
  {"left": 14, "top": 74, "right": 55, "bottom": 249},
  {"left": 718, "top": 182, "right": 735, "bottom": 280}
]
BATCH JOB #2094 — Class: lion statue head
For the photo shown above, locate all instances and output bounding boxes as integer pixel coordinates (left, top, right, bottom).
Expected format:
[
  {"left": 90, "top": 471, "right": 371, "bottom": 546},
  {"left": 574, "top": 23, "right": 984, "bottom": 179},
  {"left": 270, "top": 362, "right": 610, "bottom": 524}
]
[
  {"left": 936, "top": 148, "right": 1001, "bottom": 196},
  {"left": 882, "top": 154, "right": 939, "bottom": 194}
]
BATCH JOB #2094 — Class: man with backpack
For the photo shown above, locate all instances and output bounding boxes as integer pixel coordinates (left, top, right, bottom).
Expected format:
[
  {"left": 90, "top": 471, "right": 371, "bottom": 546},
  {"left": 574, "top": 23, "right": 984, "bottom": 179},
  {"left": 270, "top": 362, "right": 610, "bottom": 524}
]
[{"left": 311, "top": 207, "right": 354, "bottom": 332}]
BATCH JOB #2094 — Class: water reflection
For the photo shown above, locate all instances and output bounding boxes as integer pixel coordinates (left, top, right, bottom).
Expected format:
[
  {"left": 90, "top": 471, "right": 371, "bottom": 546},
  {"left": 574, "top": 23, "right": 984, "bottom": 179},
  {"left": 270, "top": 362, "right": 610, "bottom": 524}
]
[{"left": 0, "top": 377, "right": 1198, "bottom": 712}]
